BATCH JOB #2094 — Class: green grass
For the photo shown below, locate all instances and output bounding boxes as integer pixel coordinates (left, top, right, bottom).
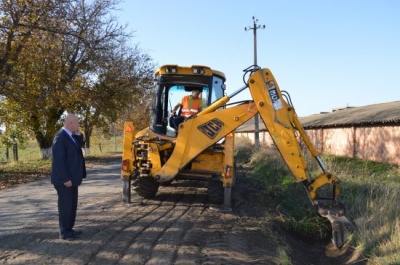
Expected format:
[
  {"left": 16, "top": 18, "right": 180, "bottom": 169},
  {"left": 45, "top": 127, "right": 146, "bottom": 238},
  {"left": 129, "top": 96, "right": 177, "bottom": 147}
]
[
  {"left": 234, "top": 137, "right": 400, "bottom": 265},
  {"left": 323, "top": 156, "right": 400, "bottom": 264}
]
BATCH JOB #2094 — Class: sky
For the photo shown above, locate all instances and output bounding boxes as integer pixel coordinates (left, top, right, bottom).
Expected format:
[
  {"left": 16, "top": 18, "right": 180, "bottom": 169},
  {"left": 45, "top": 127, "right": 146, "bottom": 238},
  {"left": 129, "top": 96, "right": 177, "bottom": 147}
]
[{"left": 113, "top": 0, "right": 400, "bottom": 117}]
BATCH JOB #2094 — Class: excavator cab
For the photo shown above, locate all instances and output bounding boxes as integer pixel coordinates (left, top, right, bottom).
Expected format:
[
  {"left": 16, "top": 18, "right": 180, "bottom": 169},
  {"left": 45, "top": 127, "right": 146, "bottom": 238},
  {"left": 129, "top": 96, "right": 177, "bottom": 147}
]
[
  {"left": 149, "top": 65, "right": 226, "bottom": 137},
  {"left": 122, "top": 65, "right": 235, "bottom": 207}
]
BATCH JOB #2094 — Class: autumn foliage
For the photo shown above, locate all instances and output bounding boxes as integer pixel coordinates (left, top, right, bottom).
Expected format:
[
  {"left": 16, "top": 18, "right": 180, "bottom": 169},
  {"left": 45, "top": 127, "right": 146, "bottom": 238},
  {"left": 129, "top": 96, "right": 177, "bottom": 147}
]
[{"left": 0, "top": 0, "right": 154, "bottom": 158}]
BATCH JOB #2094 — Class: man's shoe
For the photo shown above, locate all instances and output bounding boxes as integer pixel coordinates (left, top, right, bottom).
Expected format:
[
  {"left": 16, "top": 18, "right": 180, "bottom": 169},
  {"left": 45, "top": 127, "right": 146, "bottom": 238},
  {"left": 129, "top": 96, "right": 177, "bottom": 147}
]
[
  {"left": 72, "top": 229, "right": 83, "bottom": 236},
  {"left": 60, "top": 234, "right": 79, "bottom": 241},
  {"left": 64, "top": 235, "right": 79, "bottom": 241},
  {"left": 60, "top": 230, "right": 82, "bottom": 240}
]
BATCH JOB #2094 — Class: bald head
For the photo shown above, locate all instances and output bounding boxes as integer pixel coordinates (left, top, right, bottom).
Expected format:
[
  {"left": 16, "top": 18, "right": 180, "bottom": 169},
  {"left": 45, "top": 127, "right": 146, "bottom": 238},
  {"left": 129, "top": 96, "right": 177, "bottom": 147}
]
[{"left": 64, "top": 114, "right": 80, "bottom": 133}]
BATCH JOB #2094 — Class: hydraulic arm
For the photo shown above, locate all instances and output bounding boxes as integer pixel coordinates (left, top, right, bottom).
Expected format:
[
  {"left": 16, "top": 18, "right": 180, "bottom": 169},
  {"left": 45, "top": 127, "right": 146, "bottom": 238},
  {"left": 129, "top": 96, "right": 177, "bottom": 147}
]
[
  {"left": 155, "top": 66, "right": 354, "bottom": 248},
  {"left": 248, "top": 67, "right": 354, "bottom": 248}
]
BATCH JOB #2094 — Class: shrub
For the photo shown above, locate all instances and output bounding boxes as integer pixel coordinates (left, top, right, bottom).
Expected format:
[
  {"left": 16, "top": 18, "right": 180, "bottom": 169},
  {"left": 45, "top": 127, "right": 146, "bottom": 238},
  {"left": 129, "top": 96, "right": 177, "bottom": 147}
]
[{"left": 234, "top": 136, "right": 254, "bottom": 164}]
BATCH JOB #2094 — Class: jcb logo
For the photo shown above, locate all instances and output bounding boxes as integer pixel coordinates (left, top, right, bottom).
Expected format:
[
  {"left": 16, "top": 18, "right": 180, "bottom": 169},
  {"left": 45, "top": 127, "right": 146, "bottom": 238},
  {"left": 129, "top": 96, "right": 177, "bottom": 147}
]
[
  {"left": 268, "top": 88, "right": 283, "bottom": 110},
  {"left": 268, "top": 89, "right": 279, "bottom": 103},
  {"left": 198, "top": 118, "right": 224, "bottom": 139}
]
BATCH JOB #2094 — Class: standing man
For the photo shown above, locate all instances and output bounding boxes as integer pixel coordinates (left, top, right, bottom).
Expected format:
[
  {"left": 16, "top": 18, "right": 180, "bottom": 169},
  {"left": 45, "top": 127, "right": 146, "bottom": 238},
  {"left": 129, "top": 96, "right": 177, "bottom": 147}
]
[{"left": 51, "top": 114, "right": 86, "bottom": 240}]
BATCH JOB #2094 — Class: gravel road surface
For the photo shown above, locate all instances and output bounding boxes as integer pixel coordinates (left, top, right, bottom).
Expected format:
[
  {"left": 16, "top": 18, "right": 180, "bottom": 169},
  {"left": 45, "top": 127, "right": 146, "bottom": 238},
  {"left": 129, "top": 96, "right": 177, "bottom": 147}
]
[{"left": 0, "top": 156, "right": 362, "bottom": 265}]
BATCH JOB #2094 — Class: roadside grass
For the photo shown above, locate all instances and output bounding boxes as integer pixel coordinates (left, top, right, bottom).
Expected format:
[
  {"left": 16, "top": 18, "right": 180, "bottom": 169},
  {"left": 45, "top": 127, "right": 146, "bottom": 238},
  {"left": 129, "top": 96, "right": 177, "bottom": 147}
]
[
  {"left": 0, "top": 159, "right": 52, "bottom": 189},
  {"left": 1, "top": 135, "right": 122, "bottom": 162},
  {"left": 276, "top": 245, "right": 292, "bottom": 265},
  {"left": 234, "top": 136, "right": 400, "bottom": 265}
]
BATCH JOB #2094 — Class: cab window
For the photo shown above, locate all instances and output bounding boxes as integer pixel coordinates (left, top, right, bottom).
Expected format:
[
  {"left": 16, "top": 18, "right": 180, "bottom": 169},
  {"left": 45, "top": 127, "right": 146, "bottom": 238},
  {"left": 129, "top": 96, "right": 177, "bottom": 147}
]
[{"left": 211, "top": 76, "right": 224, "bottom": 103}]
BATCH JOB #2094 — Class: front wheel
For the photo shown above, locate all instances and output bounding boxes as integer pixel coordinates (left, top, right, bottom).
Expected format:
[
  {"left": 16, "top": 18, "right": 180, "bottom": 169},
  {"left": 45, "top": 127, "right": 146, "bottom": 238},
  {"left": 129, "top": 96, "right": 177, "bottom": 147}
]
[{"left": 134, "top": 177, "right": 160, "bottom": 198}]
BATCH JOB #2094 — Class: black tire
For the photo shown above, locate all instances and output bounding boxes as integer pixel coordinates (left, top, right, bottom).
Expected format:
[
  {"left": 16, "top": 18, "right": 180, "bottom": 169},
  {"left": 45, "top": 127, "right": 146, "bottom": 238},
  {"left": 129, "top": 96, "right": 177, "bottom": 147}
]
[
  {"left": 134, "top": 177, "right": 160, "bottom": 198},
  {"left": 208, "top": 179, "right": 224, "bottom": 204}
]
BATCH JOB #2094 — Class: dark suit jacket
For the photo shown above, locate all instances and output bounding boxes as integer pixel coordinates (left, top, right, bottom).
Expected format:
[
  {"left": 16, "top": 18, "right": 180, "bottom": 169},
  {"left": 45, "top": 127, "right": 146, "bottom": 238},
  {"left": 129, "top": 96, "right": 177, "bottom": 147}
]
[{"left": 51, "top": 129, "right": 86, "bottom": 187}]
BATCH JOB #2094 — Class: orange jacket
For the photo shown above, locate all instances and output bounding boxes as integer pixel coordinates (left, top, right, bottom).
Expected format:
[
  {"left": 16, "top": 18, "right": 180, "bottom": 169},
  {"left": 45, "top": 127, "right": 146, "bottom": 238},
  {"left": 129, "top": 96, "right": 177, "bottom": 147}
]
[{"left": 180, "top": 95, "right": 201, "bottom": 118}]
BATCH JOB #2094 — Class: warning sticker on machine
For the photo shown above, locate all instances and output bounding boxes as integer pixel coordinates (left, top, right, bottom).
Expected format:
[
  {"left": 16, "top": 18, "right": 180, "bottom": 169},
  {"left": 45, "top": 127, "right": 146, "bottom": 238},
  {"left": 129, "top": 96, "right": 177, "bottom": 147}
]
[
  {"left": 268, "top": 88, "right": 282, "bottom": 110},
  {"left": 198, "top": 118, "right": 224, "bottom": 139}
]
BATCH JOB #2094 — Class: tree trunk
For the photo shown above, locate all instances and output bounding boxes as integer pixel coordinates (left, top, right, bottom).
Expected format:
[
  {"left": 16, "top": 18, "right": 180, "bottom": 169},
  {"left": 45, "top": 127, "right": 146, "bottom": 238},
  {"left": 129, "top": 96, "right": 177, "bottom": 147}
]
[
  {"left": 5, "top": 147, "right": 9, "bottom": 161},
  {"left": 83, "top": 148, "right": 90, "bottom": 155},
  {"left": 40, "top": 147, "right": 52, "bottom": 159},
  {"left": 30, "top": 109, "right": 64, "bottom": 160},
  {"left": 12, "top": 143, "right": 18, "bottom": 161},
  {"left": 84, "top": 127, "right": 92, "bottom": 148}
]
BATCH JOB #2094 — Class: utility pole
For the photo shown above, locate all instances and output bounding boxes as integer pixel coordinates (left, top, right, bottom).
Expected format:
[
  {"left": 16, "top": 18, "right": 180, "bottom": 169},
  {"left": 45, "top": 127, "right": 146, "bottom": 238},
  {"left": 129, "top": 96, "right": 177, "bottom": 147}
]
[{"left": 245, "top": 16, "right": 265, "bottom": 150}]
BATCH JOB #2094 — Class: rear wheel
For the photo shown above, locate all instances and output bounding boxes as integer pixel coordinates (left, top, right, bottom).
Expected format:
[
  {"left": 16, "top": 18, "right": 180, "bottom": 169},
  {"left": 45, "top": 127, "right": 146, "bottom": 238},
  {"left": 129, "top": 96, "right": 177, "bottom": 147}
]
[
  {"left": 207, "top": 179, "right": 224, "bottom": 204},
  {"left": 134, "top": 177, "right": 160, "bottom": 198}
]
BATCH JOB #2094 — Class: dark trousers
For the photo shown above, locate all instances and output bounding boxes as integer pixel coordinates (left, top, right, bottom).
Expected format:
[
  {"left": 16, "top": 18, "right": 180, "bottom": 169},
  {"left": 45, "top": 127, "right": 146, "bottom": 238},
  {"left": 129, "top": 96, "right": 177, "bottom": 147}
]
[
  {"left": 54, "top": 185, "right": 78, "bottom": 237},
  {"left": 171, "top": 116, "right": 184, "bottom": 130}
]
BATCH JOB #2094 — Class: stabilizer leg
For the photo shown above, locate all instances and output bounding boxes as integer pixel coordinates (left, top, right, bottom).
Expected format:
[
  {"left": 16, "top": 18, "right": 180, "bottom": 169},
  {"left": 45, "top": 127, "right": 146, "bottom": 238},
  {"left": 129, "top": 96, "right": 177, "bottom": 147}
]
[
  {"left": 122, "top": 175, "right": 131, "bottom": 204},
  {"left": 210, "top": 187, "right": 232, "bottom": 212}
]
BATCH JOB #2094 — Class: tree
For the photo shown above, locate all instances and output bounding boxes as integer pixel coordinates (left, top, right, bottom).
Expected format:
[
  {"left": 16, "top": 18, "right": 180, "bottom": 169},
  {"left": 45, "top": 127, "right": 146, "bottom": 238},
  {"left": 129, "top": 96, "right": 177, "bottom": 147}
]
[
  {"left": 0, "top": 97, "right": 30, "bottom": 160},
  {"left": 0, "top": 0, "right": 154, "bottom": 158},
  {"left": 0, "top": 0, "right": 69, "bottom": 92},
  {"left": 72, "top": 45, "right": 155, "bottom": 151}
]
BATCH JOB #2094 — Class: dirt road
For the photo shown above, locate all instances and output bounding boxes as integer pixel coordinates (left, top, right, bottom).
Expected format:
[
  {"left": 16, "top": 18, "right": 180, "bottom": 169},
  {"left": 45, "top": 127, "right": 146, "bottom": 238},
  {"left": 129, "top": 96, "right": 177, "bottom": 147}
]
[{"left": 0, "top": 156, "right": 362, "bottom": 265}]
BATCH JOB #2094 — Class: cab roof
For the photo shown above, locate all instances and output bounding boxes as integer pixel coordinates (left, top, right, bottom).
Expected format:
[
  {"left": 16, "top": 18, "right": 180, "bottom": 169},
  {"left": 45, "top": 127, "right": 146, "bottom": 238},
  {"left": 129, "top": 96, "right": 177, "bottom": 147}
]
[{"left": 155, "top": 65, "right": 226, "bottom": 81}]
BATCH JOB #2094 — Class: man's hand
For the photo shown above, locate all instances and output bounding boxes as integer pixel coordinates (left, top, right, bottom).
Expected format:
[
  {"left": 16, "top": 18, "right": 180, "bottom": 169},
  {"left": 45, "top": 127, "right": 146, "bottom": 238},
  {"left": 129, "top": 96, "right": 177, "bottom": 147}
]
[{"left": 64, "top": 180, "right": 73, "bottom": 187}]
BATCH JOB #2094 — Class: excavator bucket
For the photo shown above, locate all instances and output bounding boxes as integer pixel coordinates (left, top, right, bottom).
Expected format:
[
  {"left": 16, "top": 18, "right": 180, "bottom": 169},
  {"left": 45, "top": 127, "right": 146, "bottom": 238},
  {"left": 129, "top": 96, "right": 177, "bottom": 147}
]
[{"left": 315, "top": 199, "right": 355, "bottom": 248}]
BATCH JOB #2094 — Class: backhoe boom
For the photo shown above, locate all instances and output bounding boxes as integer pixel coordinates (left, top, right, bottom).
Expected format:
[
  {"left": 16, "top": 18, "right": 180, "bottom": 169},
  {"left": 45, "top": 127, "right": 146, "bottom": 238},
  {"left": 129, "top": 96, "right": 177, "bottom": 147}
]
[{"left": 248, "top": 68, "right": 354, "bottom": 248}]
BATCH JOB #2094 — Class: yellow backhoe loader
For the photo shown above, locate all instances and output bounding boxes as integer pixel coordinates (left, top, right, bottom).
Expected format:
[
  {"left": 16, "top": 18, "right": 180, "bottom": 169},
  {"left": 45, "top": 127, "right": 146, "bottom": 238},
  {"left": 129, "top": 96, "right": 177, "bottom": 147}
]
[{"left": 121, "top": 64, "right": 354, "bottom": 248}]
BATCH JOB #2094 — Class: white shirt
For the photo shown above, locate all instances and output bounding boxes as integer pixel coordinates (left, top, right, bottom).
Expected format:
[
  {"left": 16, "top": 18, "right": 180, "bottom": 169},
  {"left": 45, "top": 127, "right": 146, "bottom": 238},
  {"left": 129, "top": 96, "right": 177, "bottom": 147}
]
[{"left": 62, "top": 127, "right": 77, "bottom": 143}]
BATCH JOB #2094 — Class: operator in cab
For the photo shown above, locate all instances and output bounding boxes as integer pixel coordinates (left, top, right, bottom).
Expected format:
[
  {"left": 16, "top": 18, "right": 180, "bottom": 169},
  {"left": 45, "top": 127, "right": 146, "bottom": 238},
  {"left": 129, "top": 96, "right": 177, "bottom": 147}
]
[{"left": 170, "top": 88, "right": 202, "bottom": 130}]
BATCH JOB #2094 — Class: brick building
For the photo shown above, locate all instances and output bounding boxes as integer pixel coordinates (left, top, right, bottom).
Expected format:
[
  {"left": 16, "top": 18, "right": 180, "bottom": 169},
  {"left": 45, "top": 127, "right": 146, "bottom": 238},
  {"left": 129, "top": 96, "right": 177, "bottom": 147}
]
[{"left": 235, "top": 101, "right": 400, "bottom": 165}]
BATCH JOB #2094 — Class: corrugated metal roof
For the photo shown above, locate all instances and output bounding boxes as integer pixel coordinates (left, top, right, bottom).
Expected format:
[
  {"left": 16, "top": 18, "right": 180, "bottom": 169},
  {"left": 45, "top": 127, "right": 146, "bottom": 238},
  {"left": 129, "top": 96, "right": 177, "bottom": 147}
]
[
  {"left": 236, "top": 101, "right": 400, "bottom": 132},
  {"left": 301, "top": 101, "right": 400, "bottom": 128}
]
